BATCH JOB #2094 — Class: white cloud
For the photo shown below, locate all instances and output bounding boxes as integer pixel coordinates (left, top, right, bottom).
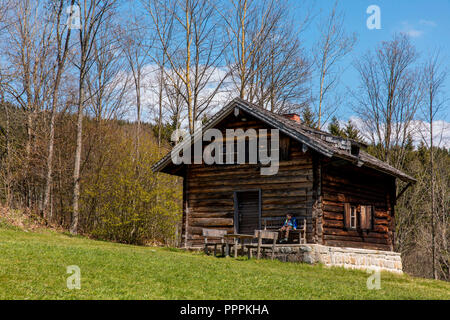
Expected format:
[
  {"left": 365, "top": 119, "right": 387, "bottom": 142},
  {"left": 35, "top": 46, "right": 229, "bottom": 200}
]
[
  {"left": 348, "top": 116, "right": 450, "bottom": 149},
  {"left": 399, "top": 19, "right": 437, "bottom": 38},
  {"left": 419, "top": 19, "right": 437, "bottom": 27},
  {"left": 400, "top": 21, "right": 424, "bottom": 38},
  {"left": 121, "top": 63, "right": 234, "bottom": 127},
  {"left": 403, "top": 29, "right": 424, "bottom": 38},
  {"left": 410, "top": 120, "right": 450, "bottom": 148}
]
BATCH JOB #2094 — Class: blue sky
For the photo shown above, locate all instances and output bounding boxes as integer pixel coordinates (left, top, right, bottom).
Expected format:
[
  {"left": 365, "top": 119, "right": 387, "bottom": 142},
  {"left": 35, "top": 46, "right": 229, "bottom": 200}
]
[
  {"left": 123, "top": 0, "right": 450, "bottom": 129},
  {"left": 295, "top": 0, "right": 450, "bottom": 121}
]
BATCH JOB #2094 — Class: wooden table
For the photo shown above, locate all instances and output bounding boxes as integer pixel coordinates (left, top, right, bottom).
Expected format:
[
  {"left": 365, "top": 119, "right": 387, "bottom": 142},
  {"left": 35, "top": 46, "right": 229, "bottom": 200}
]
[{"left": 223, "top": 234, "right": 255, "bottom": 258}]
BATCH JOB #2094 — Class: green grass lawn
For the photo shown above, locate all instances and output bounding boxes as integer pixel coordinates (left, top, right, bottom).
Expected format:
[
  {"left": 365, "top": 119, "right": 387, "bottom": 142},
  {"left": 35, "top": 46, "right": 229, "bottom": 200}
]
[{"left": 0, "top": 223, "right": 449, "bottom": 300}]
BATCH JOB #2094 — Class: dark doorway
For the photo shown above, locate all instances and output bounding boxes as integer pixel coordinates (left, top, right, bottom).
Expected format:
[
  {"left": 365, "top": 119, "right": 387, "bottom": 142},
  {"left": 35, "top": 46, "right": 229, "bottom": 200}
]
[{"left": 234, "top": 190, "right": 261, "bottom": 234}]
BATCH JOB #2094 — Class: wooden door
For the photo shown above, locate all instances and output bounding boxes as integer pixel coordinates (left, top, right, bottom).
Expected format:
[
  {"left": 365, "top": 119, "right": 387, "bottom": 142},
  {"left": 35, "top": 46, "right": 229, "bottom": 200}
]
[{"left": 234, "top": 191, "right": 261, "bottom": 234}]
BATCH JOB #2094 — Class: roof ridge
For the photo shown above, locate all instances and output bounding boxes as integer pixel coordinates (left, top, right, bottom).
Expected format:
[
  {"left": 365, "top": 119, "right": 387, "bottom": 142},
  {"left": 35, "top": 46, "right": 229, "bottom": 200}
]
[{"left": 236, "top": 98, "right": 367, "bottom": 147}]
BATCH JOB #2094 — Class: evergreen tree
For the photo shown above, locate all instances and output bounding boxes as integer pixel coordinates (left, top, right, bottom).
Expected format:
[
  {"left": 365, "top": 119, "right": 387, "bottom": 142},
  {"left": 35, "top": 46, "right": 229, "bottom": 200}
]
[
  {"left": 301, "top": 106, "right": 316, "bottom": 128},
  {"left": 343, "top": 120, "right": 362, "bottom": 141},
  {"left": 328, "top": 116, "right": 343, "bottom": 137}
]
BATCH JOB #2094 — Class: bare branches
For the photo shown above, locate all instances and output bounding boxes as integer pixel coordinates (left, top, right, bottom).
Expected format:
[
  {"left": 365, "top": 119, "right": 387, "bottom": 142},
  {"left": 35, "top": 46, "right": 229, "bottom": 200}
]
[
  {"left": 421, "top": 50, "right": 448, "bottom": 280},
  {"left": 86, "top": 19, "right": 129, "bottom": 122},
  {"left": 354, "top": 38, "right": 449, "bottom": 281},
  {"left": 353, "top": 33, "right": 423, "bottom": 168},
  {"left": 145, "top": 0, "right": 228, "bottom": 134},
  {"left": 223, "top": 0, "right": 311, "bottom": 114},
  {"left": 71, "top": 0, "right": 117, "bottom": 234},
  {"left": 117, "top": 13, "right": 152, "bottom": 156},
  {"left": 420, "top": 51, "right": 448, "bottom": 147},
  {"left": 0, "top": 0, "right": 56, "bottom": 209},
  {"left": 0, "top": 0, "right": 11, "bottom": 32},
  {"left": 224, "top": 0, "right": 281, "bottom": 100},
  {"left": 313, "top": 1, "right": 356, "bottom": 129},
  {"left": 42, "top": 0, "right": 77, "bottom": 219}
]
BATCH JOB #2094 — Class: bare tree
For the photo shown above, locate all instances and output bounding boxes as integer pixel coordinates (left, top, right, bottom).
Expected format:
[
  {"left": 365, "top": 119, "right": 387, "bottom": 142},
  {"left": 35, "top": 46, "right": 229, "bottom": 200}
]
[
  {"left": 222, "top": 0, "right": 280, "bottom": 101},
  {"left": 0, "top": 0, "right": 10, "bottom": 31},
  {"left": 71, "top": 0, "right": 116, "bottom": 234},
  {"left": 421, "top": 51, "right": 448, "bottom": 279},
  {"left": 353, "top": 33, "right": 423, "bottom": 168},
  {"left": 434, "top": 149, "right": 450, "bottom": 280},
  {"left": 42, "top": 0, "right": 76, "bottom": 220},
  {"left": 140, "top": 0, "right": 172, "bottom": 149},
  {"left": 253, "top": 16, "right": 311, "bottom": 113},
  {"left": 163, "top": 72, "right": 185, "bottom": 133},
  {"left": 1, "top": 0, "right": 54, "bottom": 208},
  {"left": 0, "top": 2, "right": 11, "bottom": 205},
  {"left": 86, "top": 20, "right": 128, "bottom": 122},
  {"left": 0, "top": 95, "right": 13, "bottom": 207},
  {"left": 313, "top": 1, "right": 356, "bottom": 129},
  {"left": 220, "top": 0, "right": 312, "bottom": 113},
  {"left": 118, "top": 12, "right": 152, "bottom": 157},
  {"left": 146, "top": 0, "right": 228, "bottom": 134}
]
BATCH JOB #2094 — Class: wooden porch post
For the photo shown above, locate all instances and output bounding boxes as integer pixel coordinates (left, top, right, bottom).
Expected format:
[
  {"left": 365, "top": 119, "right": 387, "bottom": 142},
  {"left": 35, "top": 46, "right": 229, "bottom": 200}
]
[{"left": 183, "top": 169, "right": 189, "bottom": 248}]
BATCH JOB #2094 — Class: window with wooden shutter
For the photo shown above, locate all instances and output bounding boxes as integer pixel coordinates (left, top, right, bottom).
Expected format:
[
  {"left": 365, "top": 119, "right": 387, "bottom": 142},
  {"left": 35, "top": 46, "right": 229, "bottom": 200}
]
[
  {"left": 360, "top": 205, "right": 373, "bottom": 231},
  {"left": 344, "top": 203, "right": 351, "bottom": 229},
  {"left": 360, "top": 206, "right": 367, "bottom": 230},
  {"left": 366, "top": 206, "right": 373, "bottom": 230},
  {"left": 350, "top": 207, "right": 357, "bottom": 229}
]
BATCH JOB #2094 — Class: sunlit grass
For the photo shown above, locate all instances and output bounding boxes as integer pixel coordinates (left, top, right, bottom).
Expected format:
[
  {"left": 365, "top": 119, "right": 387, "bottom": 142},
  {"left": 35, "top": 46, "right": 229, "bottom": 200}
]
[{"left": 0, "top": 225, "right": 448, "bottom": 300}]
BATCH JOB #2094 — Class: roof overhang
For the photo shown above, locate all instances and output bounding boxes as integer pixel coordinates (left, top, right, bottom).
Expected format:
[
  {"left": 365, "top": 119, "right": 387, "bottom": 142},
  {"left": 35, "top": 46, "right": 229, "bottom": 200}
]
[
  {"left": 152, "top": 98, "right": 417, "bottom": 184},
  {"left": 152, "top": 98, "right": 333, "bottom": 173}
]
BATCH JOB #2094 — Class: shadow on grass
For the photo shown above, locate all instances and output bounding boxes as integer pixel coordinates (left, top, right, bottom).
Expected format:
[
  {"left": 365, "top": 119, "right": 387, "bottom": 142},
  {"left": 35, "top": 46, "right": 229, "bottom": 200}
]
[
  {"left": 61, "top": 231, "right": 86, "bottom": 239},
  {"left": 160, "top": 247, "right": 184, "bottom": 253}
]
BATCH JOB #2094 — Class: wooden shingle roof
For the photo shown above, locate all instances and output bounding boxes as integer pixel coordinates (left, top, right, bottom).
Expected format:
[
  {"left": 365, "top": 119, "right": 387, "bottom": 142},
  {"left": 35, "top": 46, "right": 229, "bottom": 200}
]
[{"left": 152, "top": 98, "right": 416, "bottom": 183}]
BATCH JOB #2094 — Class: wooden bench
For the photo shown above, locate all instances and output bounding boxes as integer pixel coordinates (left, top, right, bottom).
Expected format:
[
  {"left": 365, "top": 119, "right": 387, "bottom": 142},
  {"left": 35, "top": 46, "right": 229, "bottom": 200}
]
[
  {"left": 202, "top": 228, "right": 229, "bottom": 256},
  {"left": 254, "top": 230, "right": 278, "bottom": 260},
  {"left": 244, "top": 230, "right": 278, "bottom": 260},
  {"left": 262, "top": 217, "right": 307, "bottom": 244}
]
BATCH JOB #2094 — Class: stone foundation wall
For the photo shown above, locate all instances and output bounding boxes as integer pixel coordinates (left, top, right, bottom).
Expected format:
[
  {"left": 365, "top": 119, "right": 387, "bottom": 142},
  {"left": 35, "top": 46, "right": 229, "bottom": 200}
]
[{"left": 268, "top": 244, "right": 403, "bottom": 274}]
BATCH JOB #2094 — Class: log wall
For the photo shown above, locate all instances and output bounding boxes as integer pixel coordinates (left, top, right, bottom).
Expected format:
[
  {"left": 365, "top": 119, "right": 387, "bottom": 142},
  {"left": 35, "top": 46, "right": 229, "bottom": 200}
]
[
  {"left": 178, "top": 110, "right": 397, "bottom": 251},
  {"left": 182, "top": 113, "right": 315, "bottom": 247},
  {"left": 321, "top": 158, "right": 396, "bottom": 251}
]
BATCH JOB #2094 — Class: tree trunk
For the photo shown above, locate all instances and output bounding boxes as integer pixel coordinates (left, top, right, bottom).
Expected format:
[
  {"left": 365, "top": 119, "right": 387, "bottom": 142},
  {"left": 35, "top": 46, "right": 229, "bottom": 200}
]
[
  {"left": 43, "top": 69, "right": 64, "bottom": 220},
  {"left": 71, "top": 79, "right": 85, "bottom": 235},
  {"left": 135, "top": 74, "right": 141, "bottom": 162},
  {"left": 2, "top": 96, "right": 11, "bottom": 207},
  {"left": 43, "top": 103, "right": 56, "bottom": 220},
  {"left": 43, "top": 0, "right": 73, "bottom": 220},
  {"left": 185, "top": 2, "right": 193, "bottom": 134},
  {"left": 158, "top": 64, "right": 164, "bottom": 153},
  {"left": 430, "top": 101, "right": 437, "bottom": 280}
]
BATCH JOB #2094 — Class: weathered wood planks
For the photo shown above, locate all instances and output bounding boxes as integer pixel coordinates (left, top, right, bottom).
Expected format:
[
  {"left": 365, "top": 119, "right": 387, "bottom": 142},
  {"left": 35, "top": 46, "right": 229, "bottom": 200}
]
[{"left": 321, "top": 158, "right": 396, "bottom": 250}]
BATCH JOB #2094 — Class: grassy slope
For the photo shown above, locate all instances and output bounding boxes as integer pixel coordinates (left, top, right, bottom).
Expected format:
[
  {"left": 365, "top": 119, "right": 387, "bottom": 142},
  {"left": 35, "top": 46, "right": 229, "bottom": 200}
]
[{"left": 0, "top": 224, "right": 449, "bottom": 300}]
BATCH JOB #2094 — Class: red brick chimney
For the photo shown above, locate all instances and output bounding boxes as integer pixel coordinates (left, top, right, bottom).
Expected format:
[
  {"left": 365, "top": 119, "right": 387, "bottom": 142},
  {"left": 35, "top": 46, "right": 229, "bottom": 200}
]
[{"left": 282, "top": 113, "right": 301, "bottom": 123}]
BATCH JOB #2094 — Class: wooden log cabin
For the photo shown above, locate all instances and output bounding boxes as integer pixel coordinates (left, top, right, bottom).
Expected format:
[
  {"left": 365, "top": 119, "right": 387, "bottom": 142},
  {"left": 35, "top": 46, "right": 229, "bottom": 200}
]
[{"left": 152, "top": 98, "right": 416, "bottom": 251}]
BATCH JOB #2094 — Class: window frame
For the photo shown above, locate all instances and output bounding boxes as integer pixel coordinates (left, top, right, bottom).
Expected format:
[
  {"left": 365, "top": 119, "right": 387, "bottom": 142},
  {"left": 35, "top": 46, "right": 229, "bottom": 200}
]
[{"left": 350, "top": 206, "right": 358, "bottom": 230}]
